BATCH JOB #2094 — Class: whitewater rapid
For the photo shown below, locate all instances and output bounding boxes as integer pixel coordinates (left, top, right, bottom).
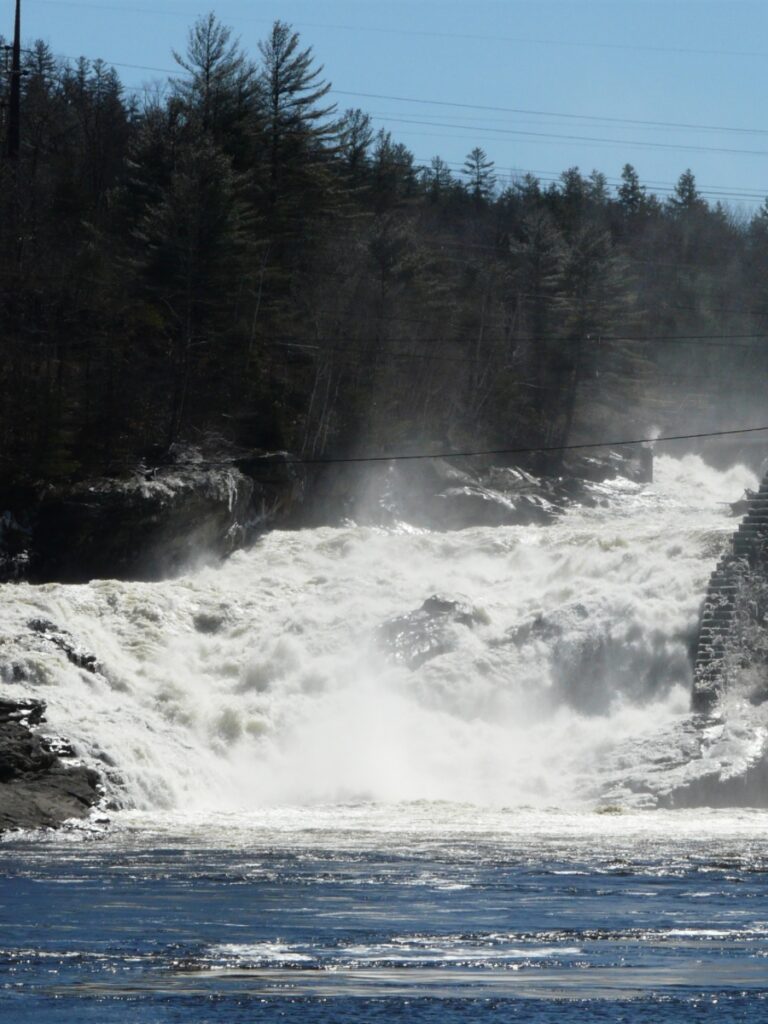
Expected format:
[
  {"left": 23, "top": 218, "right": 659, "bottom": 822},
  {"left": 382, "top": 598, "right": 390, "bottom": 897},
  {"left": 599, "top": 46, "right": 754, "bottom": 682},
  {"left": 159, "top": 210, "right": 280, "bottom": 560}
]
[{"left": 0, "top": 454, "right": 763, "bottom": 814}]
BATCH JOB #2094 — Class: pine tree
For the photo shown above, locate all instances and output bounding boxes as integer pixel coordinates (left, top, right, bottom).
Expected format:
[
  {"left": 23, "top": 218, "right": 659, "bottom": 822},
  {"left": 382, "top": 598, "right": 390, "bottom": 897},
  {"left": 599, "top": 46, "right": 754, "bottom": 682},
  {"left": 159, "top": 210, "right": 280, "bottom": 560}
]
[
  {"left": 552, "top": 225, "right": 636, "bottom": 456},
  {"left": 669, "top": 168, "right": 705, "bottom": 212},
  {"left": 256, "top": 20, "right": 340, "bottom": 230},
  {"left": 617, "top": 163, "right": 646, "bottom": 216},
  {"left": 420, "top": 156, "right": 454, "bottom": 203},
  {"left": 339, "top": 107, "right": 373, "bottom": 184},
  {"left": 369, "top": 129, "right": 417, "bottom": 211},
  {"left": 462, "top": 146, "right": 496, "bottom": 203},
  {"left": 131, "top": 139, "right": 258, "bottom": 443},
  {"left": 171, "top": 13, "right": 258, "bottom": 164}
]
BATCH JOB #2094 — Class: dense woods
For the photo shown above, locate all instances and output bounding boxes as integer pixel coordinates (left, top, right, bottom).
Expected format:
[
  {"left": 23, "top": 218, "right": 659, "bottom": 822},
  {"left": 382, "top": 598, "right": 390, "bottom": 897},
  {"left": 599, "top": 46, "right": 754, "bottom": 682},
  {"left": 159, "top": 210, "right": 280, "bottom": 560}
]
[{"left": 1, "top": 14, "right": 767, "bottom": 486}]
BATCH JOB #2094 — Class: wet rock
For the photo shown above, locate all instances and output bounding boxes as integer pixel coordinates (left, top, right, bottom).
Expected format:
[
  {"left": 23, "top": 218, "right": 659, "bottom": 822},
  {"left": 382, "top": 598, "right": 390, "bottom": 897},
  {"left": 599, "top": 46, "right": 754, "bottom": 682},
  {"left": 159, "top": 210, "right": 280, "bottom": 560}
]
[
  {"left": 193, "top": 611, "right": 226, "bottom": 634},
  {"left": 0, "top": 698, "right": 102, "bottom": 832},
  {"left": 0, "top": 443, "right": 305, "bottom": 583},
  {"left": 0, "top": 510, "right": 31, "bottom": 580},
  {"left": 560, "top": 446, "right": 653, "bottom": 485},
  {"left": 0, "top": 696, "right": 46, "bottom": 726},
  {"left": 377, "top": 594, "right": 487, "bottom": 670},
  {"left": 28, "top": 618, "right": 99, "bottom": 673},
  {"left": 659, "top": 755, "right": 768, "bottom": 809},
  {"left": 302, "top": 446, "right": 651, "bottom": 531}
]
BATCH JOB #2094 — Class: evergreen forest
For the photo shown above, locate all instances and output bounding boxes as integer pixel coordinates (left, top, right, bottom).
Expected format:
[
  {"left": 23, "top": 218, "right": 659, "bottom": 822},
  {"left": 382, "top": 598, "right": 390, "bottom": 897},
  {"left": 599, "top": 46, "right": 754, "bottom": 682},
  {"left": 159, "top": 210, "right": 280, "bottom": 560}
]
[{"left": 2, "top": 14, "right": 767, "bottom": 485}]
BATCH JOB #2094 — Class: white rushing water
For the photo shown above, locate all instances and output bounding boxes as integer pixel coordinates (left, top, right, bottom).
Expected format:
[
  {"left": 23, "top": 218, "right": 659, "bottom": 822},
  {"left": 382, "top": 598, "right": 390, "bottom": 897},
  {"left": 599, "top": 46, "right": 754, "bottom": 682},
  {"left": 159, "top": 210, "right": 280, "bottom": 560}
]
[{"left": 1, "top": 454, "right": 766, "bottom": 814}]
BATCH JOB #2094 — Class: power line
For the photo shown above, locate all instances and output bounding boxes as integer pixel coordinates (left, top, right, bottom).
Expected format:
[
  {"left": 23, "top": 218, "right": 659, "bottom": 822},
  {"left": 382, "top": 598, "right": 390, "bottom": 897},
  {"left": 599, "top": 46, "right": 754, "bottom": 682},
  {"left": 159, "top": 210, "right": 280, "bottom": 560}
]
[
  {"left": 27, "top": 48, "right": 768, "bottom": 200},
  {"left": 24, "top": 2, "right": 768, "bottom": 62},
  {"left": 278, "top": 426, "right": 768, "bottom": 466},
  {"left": 36, "top": 42, "right": 768, "bottom": 142},
  {"left": 370, "top": 115, "right": 768, "bottom": 159},
  {"left": 337, "top": 91, "right": 768, "bottom": 139},
  {"left": 46, "top": 56, "right": 768, "bottom": 146}
]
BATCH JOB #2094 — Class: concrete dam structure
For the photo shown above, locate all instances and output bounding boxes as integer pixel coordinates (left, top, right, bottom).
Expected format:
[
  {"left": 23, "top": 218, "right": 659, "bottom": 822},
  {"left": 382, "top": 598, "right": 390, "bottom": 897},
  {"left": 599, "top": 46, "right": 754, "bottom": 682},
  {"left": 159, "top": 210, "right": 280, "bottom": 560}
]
[{"left": 693, "top": 470, "right": 768, "bottom": 712}]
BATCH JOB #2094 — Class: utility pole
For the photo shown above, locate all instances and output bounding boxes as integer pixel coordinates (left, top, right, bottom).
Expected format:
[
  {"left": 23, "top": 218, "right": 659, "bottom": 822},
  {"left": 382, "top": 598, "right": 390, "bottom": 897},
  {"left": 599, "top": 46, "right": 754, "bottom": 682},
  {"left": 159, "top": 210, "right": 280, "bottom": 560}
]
[{"left": 6, "top": 0, "right": 20, "bottom": 159}]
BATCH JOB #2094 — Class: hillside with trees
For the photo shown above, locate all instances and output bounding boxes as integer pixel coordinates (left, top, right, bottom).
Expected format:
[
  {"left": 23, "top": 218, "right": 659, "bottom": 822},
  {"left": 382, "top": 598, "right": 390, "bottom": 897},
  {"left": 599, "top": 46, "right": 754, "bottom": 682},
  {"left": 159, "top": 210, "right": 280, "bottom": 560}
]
[{"left": 1, "top": 14, "right": 767, "bottom": 487}]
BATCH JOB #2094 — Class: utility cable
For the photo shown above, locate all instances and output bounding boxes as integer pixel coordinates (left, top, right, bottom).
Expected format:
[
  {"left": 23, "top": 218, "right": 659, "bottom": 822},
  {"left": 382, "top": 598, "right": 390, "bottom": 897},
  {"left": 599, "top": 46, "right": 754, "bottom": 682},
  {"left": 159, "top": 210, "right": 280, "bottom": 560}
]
[
  {"left": 25, "top": 1, "right": 768, "bottom": 62},
  {"left": 31, "top": 43, "right": 768, "bottom": 141},
  {"left": 370, "top": 115, "right": 768, "bottom": 158},
  {"left": 277, "top": 426, "right": 768, "bottom": 466}
]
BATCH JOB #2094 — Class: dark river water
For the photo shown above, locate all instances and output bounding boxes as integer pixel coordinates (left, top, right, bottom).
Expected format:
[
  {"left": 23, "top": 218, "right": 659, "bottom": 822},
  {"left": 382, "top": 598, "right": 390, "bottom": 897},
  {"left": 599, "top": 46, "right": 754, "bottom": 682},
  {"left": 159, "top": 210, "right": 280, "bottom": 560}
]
[{"left": 2, "top": 806, "right": 768, "bottom": 1022}]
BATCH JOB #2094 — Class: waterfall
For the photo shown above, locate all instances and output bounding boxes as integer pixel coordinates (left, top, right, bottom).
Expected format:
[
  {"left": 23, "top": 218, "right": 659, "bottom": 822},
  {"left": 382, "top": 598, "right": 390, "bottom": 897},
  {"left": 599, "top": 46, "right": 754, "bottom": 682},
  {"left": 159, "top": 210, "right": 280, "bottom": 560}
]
[{"left": 0, "top": 454, "right": 764, "bottom": 813}]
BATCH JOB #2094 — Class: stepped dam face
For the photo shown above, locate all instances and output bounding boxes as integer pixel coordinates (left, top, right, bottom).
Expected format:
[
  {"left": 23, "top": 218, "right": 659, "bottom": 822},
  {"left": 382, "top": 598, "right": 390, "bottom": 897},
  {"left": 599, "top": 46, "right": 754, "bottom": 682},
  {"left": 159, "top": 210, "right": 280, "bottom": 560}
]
[
  {"left": 693, "top": 470, "right": 768, "bottom": 713},
  {"left": 0, "top": 453, "right": 765, "bottom": 815}
]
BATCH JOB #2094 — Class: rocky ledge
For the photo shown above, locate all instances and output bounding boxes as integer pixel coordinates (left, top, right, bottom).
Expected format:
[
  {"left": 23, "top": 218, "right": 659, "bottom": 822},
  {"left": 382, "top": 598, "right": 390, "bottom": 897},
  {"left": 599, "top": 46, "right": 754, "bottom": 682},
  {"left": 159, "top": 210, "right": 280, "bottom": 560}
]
[
  {"left": 303, "top": 445, "right": 653, "bottom": 530},
  {"left": 0, "top": 444, "right": 305, "bottom": 584},
  {"left": 0, "top": 697, "right": 102, "bottom": 832}
]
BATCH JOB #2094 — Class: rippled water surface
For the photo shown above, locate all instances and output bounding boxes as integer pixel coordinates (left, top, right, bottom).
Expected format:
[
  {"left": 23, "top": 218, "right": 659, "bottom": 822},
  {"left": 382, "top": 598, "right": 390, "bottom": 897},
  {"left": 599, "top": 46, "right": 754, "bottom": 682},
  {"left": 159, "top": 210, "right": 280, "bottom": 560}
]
[{"left": 3, "top": 805, "right": 768, "bottom": 1022}]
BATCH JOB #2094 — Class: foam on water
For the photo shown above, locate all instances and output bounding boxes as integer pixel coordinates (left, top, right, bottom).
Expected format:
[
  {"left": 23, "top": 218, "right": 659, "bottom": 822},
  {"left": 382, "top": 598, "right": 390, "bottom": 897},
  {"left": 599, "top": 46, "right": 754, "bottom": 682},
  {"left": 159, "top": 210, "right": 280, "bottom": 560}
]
[{"left": 0, "top": 454, "right": 763, "bottom": 813}]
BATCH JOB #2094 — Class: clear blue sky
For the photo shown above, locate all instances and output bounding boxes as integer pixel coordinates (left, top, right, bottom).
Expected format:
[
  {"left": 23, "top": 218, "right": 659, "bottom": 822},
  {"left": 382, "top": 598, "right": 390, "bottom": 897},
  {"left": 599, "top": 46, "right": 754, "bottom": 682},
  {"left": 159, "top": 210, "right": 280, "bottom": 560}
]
[{"left": 14, "top": 0, "right": 768, "bottom": 208}]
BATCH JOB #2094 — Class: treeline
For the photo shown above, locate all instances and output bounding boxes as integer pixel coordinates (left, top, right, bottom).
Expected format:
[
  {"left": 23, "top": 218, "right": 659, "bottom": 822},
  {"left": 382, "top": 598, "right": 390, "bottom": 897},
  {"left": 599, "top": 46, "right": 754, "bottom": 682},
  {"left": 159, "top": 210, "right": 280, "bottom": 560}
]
[{"left": 1, "top": 14, "right": 767, "bottom": 484}]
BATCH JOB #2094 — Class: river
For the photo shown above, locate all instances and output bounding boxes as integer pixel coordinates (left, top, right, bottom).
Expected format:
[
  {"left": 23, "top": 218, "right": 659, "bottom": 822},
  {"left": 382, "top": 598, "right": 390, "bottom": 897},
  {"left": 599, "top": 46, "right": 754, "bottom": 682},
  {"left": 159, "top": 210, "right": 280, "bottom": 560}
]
[{"left": 2, "top": 453, "right": 768, "bottom": 1020}]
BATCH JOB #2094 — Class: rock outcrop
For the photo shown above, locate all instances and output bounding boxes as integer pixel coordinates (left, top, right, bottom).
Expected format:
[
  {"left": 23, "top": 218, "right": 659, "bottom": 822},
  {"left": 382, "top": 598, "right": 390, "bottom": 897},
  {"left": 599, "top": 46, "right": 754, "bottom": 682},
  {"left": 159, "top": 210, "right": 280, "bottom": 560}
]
[
  {"left": 0, "top": 697, "right": 102, "bottom": 832},
  {"left": 304, "top": 446, "right": 653, "bottom": 531},
  {"left": 0, "top": 445, "right": 305, "bottom": 584},
  {"left": 377, "top": 595, "right": 488, "bottom": 669}
]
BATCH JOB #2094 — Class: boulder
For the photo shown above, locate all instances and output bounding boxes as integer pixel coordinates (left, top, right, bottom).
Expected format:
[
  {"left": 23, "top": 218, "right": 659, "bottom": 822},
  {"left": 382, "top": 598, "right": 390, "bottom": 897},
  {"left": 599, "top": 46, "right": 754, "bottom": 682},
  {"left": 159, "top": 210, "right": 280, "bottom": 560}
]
[
  {"left": 0, "top": 698, "right": 102, "bottom": 832},
  {"left": 377, "top": 594, "right": 487, "bottom": 670}
]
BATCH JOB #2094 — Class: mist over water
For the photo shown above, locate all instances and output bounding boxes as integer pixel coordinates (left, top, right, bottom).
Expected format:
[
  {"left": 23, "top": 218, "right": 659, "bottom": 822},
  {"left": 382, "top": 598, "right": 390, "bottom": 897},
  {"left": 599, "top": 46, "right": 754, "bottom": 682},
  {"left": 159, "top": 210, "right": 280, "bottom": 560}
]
[{"left": 0, "top": 454, "right": 760, "bottom": 814}]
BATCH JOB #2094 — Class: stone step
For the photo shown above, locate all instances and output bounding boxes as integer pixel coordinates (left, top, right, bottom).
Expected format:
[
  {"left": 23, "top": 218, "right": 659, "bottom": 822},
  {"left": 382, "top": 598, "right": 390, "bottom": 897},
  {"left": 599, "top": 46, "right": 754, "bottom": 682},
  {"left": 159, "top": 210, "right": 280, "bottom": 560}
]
[
  {"left": 695, "top": 664, "right": 725, "bottom": 675},
  {"left": 695, "top": 660, "right": 725, "bottom": 673},
  {"left": 695, "top": 653, "right": 726, "bottom": 666},
  {"left": 732, "top": 544, "right": 753, "bottom": 555}
]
